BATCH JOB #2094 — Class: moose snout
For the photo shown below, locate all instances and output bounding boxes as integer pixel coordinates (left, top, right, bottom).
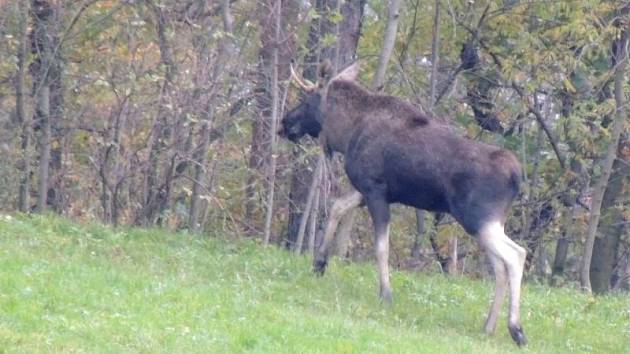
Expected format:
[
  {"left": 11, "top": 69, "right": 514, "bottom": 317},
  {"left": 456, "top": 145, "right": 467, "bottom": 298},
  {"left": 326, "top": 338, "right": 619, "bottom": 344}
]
[
  {"left": 278, "top": 121, "right": 301, "bottom": 142},
  {"left": 278, "top": 127, "right": 296, "bottom": 141}
]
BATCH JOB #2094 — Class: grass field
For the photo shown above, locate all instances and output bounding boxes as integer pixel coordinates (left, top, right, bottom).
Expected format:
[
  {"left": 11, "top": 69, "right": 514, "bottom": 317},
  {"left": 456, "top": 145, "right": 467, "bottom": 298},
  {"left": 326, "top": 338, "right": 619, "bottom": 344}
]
[{"left": 0, "top": 214, "right": 628, "bottom": 353}]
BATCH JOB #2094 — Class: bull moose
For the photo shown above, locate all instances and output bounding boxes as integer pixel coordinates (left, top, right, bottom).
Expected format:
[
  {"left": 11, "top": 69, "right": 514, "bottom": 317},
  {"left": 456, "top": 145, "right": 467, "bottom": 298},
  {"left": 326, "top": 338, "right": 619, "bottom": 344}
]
[{"left": 279, "top": 60, "right": 527, "bottom": 346}]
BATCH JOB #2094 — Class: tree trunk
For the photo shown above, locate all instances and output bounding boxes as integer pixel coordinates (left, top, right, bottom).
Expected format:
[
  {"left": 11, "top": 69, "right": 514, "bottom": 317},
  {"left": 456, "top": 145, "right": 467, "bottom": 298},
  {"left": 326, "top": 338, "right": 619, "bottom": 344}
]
[
  {"left": 99, "top": 97, "right": 127, "bottom": 224},
  {"left": 551, "top": 85, "right": 581, "bottom": 283},
  {"left": 48, "top": 35, "right": 64, "bottom": 214},
  {"left": 428, "top": 213, "right": 448, "bottom": 272},
  {"left": 244, "top": 114, "right": 266, "bottom": 231},
  {"left": 294, "top": 155, "right": 324, "bottom": 253},
  {"left": 285, "top": 149, "right": 315, "bottom": 246},
  {"left": 552, "top": 206, "right": 575, "bottom": 281},
  {"left": 372, "top": 0, "right": 403, "bottom": 91},
  {"left": 590, "top": 158, "right": 628, "bottom": 293},
  {"left": 307, "top": 187, "right": 322, "bottom": 254},
  {"left": 31, "top": 0, "right": 56, "bottom": 213},
  {"left": 447, "top": 235, "right": 458, "bottom": 275},
  {"left": 16, "top": 1, "right": 31, "bottom": 213},
  {"left": 580, "top": 23, "right": 628, "bottom": 292},
  {"left": 36, "top": 87, "right": 51, "bottom": 213},
  {"left": 189, "top": 121, "right": 211, "bottom": 232},
  {"left": 428, "top": 0, "right": 440, "bottom": 108},
  {"left": 411, "top": 210, "right": 424, "bottom": 259},
  {"left": 261, "top": 0, "right": 282, "bottom": 245}
]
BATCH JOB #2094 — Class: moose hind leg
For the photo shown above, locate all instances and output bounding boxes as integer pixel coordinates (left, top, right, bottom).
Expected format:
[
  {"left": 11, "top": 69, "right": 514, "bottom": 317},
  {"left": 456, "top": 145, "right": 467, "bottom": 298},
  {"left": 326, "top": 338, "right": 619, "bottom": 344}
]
[
  {"left": 479, "top": 221, "right": 527, "bottom": 346},
  {"left": 483, "top": 251, "right": 507, "bottom": 334},
  {"left": 313, "top": 190, "right": 362, "bottom": 275},
  {"left": 366, "top": 196, "right": 392, "bottom": 303},
  {"left": 504, "top": 235, "right": 527, "bottom": 346}
]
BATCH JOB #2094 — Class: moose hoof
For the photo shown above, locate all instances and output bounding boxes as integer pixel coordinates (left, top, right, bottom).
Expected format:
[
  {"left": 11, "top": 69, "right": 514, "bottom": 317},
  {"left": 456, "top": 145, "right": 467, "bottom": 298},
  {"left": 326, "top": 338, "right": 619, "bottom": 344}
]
[
  {"left": 313, "top": 258, "right": 327, "bottom": 276},
  {"left": 508, "top": 324, "right": 527, "bottom": 347}
]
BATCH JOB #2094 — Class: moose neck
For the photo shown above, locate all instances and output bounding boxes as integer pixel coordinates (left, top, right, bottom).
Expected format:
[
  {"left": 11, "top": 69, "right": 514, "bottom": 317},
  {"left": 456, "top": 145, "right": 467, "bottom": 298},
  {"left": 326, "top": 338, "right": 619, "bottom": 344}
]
[{"left": 321, "top": 80, "right": 373, "bottom": 154}]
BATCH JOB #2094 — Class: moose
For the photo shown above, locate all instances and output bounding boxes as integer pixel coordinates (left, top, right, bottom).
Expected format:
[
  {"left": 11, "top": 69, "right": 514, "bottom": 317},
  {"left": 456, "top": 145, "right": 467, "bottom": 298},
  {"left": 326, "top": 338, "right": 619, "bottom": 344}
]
[{"left": 279, "top": 60, "right": 527, "bottom": 346}]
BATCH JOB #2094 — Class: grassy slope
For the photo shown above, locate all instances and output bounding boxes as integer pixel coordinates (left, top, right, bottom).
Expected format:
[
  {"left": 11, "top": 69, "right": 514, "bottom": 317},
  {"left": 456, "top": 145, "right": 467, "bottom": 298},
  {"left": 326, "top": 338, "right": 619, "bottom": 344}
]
[{"left": 0, "top": 215, "right": 628, "bottom": 353}]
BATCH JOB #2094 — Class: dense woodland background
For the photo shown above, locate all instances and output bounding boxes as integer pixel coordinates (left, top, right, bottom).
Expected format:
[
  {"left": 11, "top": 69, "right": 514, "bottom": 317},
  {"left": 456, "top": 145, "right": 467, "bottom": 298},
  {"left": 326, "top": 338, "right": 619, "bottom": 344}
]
[{"left": 0, "top": 0, "right": 628, "bottom": 295}]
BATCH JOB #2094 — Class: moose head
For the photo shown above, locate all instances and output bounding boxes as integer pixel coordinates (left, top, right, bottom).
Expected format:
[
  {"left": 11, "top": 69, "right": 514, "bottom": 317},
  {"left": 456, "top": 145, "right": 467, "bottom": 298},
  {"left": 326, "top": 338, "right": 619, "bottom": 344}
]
[{"left": 279, "top": 60, "right": 361, "bottom": 142}]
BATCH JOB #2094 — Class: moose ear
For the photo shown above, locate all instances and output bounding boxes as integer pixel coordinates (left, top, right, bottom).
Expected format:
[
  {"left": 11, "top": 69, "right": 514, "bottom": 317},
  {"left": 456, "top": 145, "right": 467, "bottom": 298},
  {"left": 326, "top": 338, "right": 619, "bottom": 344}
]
[{"left": 331, "top": 60, "right": 361, "bottom": 82}]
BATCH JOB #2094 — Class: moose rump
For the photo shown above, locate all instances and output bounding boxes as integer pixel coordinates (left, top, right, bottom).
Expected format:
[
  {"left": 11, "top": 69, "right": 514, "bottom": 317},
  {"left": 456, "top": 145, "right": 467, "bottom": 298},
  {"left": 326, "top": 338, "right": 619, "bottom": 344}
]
[{"left": 280, "top": 60, "right": 528, "bottom": 346}]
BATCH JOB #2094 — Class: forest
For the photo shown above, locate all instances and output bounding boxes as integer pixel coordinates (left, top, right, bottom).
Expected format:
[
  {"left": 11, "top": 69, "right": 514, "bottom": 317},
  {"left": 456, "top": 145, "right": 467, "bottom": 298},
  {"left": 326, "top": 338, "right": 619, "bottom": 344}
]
[{"left": 0, "top": 0, "right": 628, "bottom": 297}]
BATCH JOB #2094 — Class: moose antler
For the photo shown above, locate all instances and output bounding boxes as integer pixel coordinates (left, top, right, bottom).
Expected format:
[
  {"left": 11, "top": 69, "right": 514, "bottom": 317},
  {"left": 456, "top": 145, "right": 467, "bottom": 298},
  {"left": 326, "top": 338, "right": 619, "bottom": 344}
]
[{"left": 289, "top": 64, "right": 316, "bottom": 92}]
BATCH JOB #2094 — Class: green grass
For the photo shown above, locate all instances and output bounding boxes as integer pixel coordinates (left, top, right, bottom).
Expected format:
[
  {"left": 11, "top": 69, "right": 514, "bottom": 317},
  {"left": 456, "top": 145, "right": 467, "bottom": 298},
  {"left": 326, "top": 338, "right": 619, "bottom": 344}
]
[{"left": 0, "top": 214, "right": 628, "bottom": 353}]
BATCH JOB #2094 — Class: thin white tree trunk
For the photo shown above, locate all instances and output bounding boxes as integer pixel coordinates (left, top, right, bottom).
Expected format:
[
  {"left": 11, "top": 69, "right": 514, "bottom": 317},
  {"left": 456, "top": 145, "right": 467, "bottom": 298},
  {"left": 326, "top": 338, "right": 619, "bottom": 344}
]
[
  {"left": 429, "top": 0, "right": 440, "bottom": 109},
  {"left": 372, "top": 0, "right": 403, "bottom": 90},
  {"left": 580, "top": 26, "right": 628, "bottom": 292},
  {"left": 307, "top": 178, "right": 322, "bottom": 254},
  {"left": 263, "top": 0, "right": 282, "bottom": 245},
  {"left": 448, "top": 235, "right": 458, "bottom": 274},
  {"left": 295, "top": 155, "right": 324, "bottom": 253}
]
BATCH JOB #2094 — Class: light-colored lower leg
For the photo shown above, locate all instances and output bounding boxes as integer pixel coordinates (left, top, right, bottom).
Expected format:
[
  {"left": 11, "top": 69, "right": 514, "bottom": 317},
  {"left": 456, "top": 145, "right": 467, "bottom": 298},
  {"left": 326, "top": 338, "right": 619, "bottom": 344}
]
[
  {"left": 504, "top": 238, "right": 526, "bottom": 326},
  {"left": 484, "top": 252, "right": 507, "bottom": 334},
  {"left": 375, "top": 224, "right": 392, "bottom": 303},
  {"left": 479, "top": 221, "right": 527, "bottom": 346},
  {"left": 314, "top": 190, "right": 362, "bottom": 271}
]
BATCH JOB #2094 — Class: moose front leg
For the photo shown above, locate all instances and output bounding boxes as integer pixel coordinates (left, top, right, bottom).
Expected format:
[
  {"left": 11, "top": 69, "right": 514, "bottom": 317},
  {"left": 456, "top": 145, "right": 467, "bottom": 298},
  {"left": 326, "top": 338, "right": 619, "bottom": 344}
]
[
  {"left": 366, "top": 194, "right": 392, "bottom": 303},
  {"left": 313, "top": 190, "right": 363, "bottom": 275}
]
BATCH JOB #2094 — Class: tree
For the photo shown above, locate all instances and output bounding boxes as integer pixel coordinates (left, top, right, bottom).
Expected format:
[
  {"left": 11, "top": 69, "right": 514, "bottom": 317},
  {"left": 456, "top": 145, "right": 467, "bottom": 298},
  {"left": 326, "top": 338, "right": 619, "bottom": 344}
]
[{"left": 581, "top": 13, "right": 629, "bottom": 292}]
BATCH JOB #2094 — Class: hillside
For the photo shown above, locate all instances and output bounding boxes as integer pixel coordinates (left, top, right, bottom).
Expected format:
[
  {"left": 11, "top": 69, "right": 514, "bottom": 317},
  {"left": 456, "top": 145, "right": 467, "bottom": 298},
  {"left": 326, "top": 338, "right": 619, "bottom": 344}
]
[{"left": 0, "top": 214, "right": 628, "bottom": 353}]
